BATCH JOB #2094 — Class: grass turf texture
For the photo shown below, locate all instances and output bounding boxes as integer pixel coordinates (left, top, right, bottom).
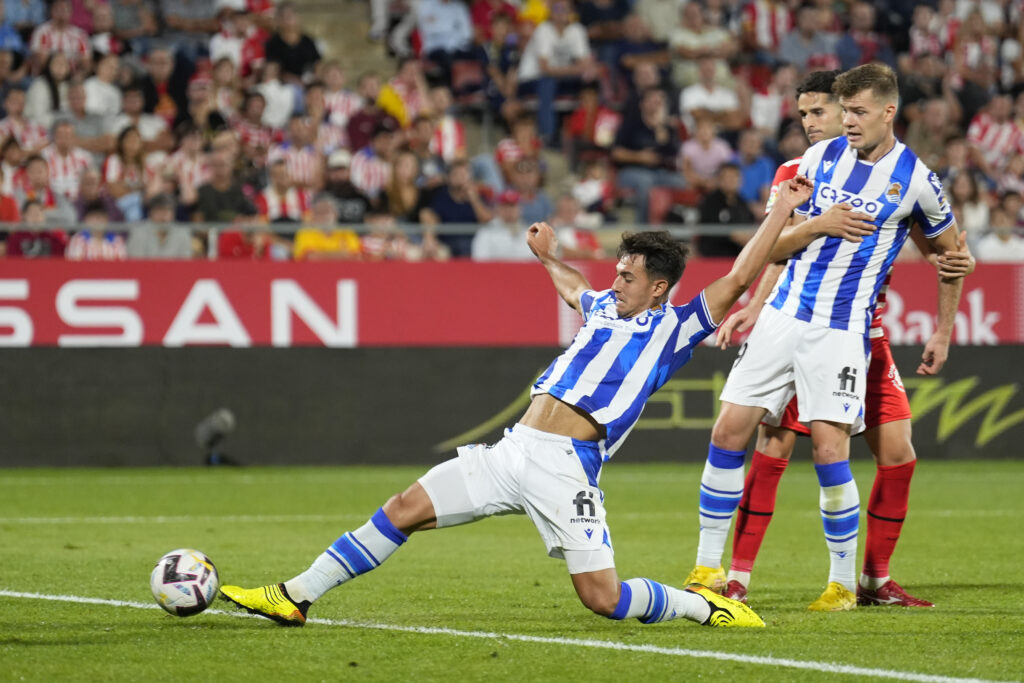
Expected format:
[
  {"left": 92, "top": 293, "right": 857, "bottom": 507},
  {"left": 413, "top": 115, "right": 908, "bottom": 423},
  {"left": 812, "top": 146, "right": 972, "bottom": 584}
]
[{"left": 0, "top": 461, "right": 1021, "bottom": 682}]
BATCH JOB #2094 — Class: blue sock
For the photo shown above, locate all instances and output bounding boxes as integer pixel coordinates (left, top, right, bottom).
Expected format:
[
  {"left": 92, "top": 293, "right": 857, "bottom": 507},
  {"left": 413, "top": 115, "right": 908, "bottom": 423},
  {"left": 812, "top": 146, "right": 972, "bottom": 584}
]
[
  {"left": 608, "top": 579, "right": 710, "bottom": 624},
  {"left": 696, "top": 444, "right": 746, "bottom": 568},
  {"left": 285, "top": 508, "right": 408, "bottom": 603},
  {"left": 815, "top": 461, "right": 859, "bottom": 592}
]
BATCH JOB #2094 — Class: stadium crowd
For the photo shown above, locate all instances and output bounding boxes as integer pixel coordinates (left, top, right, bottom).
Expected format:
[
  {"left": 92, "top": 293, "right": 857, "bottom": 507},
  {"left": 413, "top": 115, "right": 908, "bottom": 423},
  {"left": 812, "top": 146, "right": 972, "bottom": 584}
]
[{"left": 1, "top": 0, "right": 1024, "bottom": 262}]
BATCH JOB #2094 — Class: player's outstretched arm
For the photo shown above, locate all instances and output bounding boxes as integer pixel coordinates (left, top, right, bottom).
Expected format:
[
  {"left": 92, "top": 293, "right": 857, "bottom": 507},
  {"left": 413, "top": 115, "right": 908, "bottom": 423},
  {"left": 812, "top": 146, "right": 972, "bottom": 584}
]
[
  {"left": 714, "top": 261, "right": 785, "bottom": 349},
  {"left": 527, "top": 221, "right": 592, "bottom": 314},
  {"left": 918, "top": 225, "right": 966, "bottom": 375},
  {"left": 704, "top": 176, "right": 814, "bottom": 324}
]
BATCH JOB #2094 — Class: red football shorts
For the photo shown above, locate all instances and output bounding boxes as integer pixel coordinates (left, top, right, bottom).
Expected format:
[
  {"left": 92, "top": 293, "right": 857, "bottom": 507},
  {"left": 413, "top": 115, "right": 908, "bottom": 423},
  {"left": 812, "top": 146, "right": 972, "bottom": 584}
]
[{"left": 768, "top": 335, "right": 912, "bottom": 436}]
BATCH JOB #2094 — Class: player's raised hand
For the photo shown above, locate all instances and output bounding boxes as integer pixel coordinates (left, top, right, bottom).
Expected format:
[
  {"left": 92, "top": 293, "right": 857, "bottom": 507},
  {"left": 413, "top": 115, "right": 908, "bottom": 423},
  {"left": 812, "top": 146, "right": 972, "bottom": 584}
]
[
  {"left": 775, "top": 175, "right": 814, "bottom": 210},
  {"left": 715, "top": 304, "right": 760, "bottom": 349},
  {"left": 818, "top": 203, "right": 877, "bottom": 243},
  {"left": 917, "top": 332, "right": 950, "bottom": 375},
  {"left": 527, "top": 222, "right": 558, "bottom": 259},
  {"left": 936, "top": 230, "right": 976, "bottom": 279}
]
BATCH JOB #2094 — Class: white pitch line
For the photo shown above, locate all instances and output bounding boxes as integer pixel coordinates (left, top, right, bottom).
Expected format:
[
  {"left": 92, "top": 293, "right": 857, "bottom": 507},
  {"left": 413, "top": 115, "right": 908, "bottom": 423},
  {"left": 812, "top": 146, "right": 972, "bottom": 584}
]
[{"left": 0, "top": 589, "right": 1014, "bottom": 683}]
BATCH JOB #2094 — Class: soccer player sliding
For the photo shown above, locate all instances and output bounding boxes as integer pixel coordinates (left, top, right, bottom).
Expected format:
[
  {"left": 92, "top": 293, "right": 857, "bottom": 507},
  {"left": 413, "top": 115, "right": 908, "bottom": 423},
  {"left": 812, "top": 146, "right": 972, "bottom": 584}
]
[{"left": 219, "top": 174, "right": 814, "bottom": 630}]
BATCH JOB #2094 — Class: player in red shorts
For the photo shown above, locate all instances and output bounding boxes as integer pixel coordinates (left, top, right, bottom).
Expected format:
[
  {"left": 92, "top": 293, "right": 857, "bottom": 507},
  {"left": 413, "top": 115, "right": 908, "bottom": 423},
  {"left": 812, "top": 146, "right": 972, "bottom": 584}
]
[{"left": 687, "top": 70, "right": 976, "bottom": 608}]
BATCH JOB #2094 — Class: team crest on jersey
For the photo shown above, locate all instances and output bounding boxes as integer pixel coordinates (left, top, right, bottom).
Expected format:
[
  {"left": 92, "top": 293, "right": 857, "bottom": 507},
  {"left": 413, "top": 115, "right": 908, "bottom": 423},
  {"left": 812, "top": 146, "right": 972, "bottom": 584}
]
[{"left": 885, "top": 182, "right": 902, "bottom": 204}]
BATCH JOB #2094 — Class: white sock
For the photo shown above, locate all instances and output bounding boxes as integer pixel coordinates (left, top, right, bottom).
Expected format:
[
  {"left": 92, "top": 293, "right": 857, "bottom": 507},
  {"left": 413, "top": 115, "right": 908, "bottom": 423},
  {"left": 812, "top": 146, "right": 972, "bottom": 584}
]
[
  {"left": 727, "top": 569, "right": 751, "bottom": 587},
  {"left": 284, "top": 508, "right": 408, "bottom": 604},
  {"left": 815, "top": 462, "right": 859, "bottom": 593},
  {"left": 696, "top": 444, "right": 746, "bottom": 568},
  {"left": 610, "top": 578, "right": 711, "bottom": 624},
  {"left": 859, "top": 574, "right": 889, "bottom": 590}
]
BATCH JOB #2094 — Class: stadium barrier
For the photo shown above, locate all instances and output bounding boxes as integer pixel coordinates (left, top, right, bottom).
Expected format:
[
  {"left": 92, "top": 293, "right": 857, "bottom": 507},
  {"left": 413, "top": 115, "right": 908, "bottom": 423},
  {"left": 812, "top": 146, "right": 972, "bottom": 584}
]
[{"left": 1, "top": 344, "right": 1021, "bottom": 467}]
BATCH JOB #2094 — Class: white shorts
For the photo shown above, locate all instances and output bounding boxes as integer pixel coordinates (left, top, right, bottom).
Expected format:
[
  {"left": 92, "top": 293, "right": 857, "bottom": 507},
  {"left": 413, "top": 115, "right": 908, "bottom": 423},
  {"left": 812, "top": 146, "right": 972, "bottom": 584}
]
[
  {"left": 418, "top": 423, "right": 614, "bottom": 574},
  {"left": 720, "top": 305, "right": 867, "bottom": 425}
]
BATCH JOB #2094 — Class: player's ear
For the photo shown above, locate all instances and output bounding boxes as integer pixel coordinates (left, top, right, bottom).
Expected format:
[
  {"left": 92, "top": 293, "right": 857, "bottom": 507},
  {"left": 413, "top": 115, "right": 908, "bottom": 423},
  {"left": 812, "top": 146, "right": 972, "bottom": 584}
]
[{"left": 651, "top": 278, "right": 669, "bottom": 298}]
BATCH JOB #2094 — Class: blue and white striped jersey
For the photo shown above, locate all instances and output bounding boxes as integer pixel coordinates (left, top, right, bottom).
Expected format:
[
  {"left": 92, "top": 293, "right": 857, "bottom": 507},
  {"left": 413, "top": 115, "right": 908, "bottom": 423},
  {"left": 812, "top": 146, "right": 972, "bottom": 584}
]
[
  {"left": 769, "top": 136, "right": 954, "bottom": 334},
  {"left": 533, "top": 289, "right": 718, "bottom": 458}
]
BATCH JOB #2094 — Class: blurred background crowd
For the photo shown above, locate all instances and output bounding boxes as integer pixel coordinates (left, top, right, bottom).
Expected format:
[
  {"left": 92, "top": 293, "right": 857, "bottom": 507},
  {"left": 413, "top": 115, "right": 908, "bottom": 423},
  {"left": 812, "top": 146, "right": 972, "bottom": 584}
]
[{"left": 1, "top": 0, "right": 1024, "bottom": 263}]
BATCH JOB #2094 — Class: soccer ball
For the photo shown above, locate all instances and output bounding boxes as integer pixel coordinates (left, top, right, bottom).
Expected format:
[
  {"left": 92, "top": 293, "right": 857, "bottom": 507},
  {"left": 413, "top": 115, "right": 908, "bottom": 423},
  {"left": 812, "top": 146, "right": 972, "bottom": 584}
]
[{"left": 150, "top": 549, "right": 220, "bottom": 617}]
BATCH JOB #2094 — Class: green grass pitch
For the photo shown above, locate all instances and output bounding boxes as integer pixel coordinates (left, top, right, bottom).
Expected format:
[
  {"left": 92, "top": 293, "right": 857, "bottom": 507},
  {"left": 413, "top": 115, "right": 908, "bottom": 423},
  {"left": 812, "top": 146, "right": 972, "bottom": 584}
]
[{"left": 1, "top": 460, "right": 1021, "bottom": 682}]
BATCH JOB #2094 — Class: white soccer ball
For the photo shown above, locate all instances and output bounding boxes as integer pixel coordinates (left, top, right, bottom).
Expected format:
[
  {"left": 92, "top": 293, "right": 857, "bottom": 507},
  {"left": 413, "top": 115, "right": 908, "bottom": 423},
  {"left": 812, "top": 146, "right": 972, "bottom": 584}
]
[{"left": 150, "top": 548, "right": 220, "bottom": 617}]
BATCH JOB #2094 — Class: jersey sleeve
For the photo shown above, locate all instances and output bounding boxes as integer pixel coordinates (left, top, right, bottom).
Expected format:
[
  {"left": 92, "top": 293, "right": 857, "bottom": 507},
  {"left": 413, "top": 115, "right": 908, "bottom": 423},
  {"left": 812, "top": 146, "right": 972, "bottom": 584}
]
[
  {"left": 911, "top": 170, "right": 955, "bottom": 238},
  {"left": 764, "top": 160, "right": 799, "bottom": 215},
  {"left": 579, "top": 289, "right": 604, "bottom": 321}
]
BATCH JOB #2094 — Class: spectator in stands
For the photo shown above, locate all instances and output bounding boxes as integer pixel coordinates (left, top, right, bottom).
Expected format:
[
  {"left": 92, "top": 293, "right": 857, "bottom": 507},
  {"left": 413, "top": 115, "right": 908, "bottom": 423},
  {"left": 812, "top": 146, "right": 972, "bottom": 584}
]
[
  {"left": 24, "top": 52, "right": 70, "bottom": 129},
  {"left": 90, "top": 4, "right": 122, "bottom": 57},
  {"left": 577, "top": 0, "right": 629, "bottom": 72},
  {"left": 256, "top": 158, "right": 310, "bottom": 223},
  {"left": 362, "top": 211, "right": 434, "bottom": 260},
  {"left": 668, "top": 1, "right": 735, "bottom": 89},
  {"left": 303, "top": 81, "right": 346, "bottom": 156},
  {"left": 471, "top": 189, "right": 533, "bottom": 261},
  {"left": 264, "top": 1, "right": 321, "bottom": 83},
  {"left": 193, "top": 148, "right": 258, "bottom": 223},
  {"left": 776, "top": 122, "right": 807, "bottom": 161},
  {"left": 427, "top": 84, "right": 464, "bottom": 164},
  {"left": 5, "top": 0, "right": 46, "bottom": 43},
  {"left": 733, "top": 129, "right": 774, "bottom": 216},
  {"left": 563, "top": 80, "right": 620, "bottom": 171},
  {"left": 749, "top": 62, "right": 797, "bottom": 142},
  {"left": 210, "top": 57, "right": 242, "bottom": 120},
  {"left": 502, "top": 159, "right": 547, "bottom": 226},
  {"left": 164, "top": 123, "right": 209, "bottom": 211},
  {"left": 1003, "top": 191, "right": 1024, "bottom": 230},
  {"left": 29, "top": 0, "right": 90, "bottom": 71},
  {"left": 159, "top": 0, "right": 219, "bottom": 62},
  {"left": 420, "top": 158, "right": 492, "bottom": 257},
  {"left": 382, "top": 149, "right": 428, "bottom": 223},
  {"left": 0, "top": 49, "right": 29, "bottom": 111},
  {"left": 112, "top": 84, "right": 173, "bottom": 153},
  {"left": 41, "top": 119, "right": 92, "bottom": 201},
  {"left": 778, "top": 4, "right": 838, "bottom": 72},
  {"left": 679, "top": 55, "right": 743, "bottom": 136},
  {"left": 16, "top": 154, "right": 76, "bottom": 224},
  {"left": 347, "top": 72, "right": 396, "bottom": 152},
  {"left": 696, "top": 161, "right": 755, "bottom": 257},
  {"left": 235, "top": 90, "right": 276, "bottom": 159},
  {"left": 416, "top": 0, "right": 473, "bottom": 85},
  {"left": 74, "top": 167, "right": 123, "bottom": 221},
  {"left": 633, "top": 0, "right": 676, "bottom": 46},
  {"left": 140, "top": 47, "right": 186, "bottom": 127},
  {"left": 83, "top": 53, "right": 122, "bottom": 121},
  {"left": 377, "top": 57, "right": 431, "bottom": 129},
  {"left": 64, "top": 81, "right": 110, "bottom": 166},
  {"left": 293, "top": 192, "right": 363, "bottom": 260},
  {"left": 967, "top": 93, "right": 1019, "bottom": 179},
  {"left": 126, "top": 193, "right": 194, "bottom": 258},
  {"left": 496, "top": 113, "right": 542, "bottom": 185},
  {"left": 905, "top": 98, "right": 961, "bottom": 172},
  {"left": 938, "top": 136, "right": 976, "bottom": 187},
  {"left": 550, "top": 192, "right": 604, "bottom": 258},
  {"left": 998, "top": 154, "right": 1024, "bottom": 197},
  {"left": 616, "top": 14, "right": 668, "bottom": 86},
  {"left": 471, "top": 0, "right": 517, "bottom": 44},
  {"left": 109, "top": 0, "right": 159, "bottom": 56},
  {"left": 571, "top": 156, "right": 613, "bottom": 218},
  {"left": 836, "top": 1, "right": 896, "bottom": 71},
  {"left": 516, "top": 0, "right": 597, "bottom": 145},
  {"left": 6, "top": 199, "right": 66, "bottom": 258},
  {"left": 480, "top": 12, "right": 520, "bottom": 122},
  {"left": 950, "top": 9, "right": 999, "bottom": 120},
  {"left": 0, "top": 137, "right": 24, "bottom": 195},
  {"left": 611, "top": 86, "right": 683, "bottom": 223},
  {"left": 256, "top": 61, "right": 295, "bottom": 129},
  {"left": 103, "top": 126, "right": 154, "bottom": 221},
  {"left": 679, "top": 119, "right": 732, "bottom": 193},
  {"left": 323, "top": 148, "right": 373, "bottom": 224},
  {"left": 948, "top": 170, "right": 990, "bottom": 251},
  {"left": 739, "top": 0, "right": 791, "bottom": 64},
  {"left": 975, "top": 205, "right": 1024, "bottom": 262},
  {"left": 0, "top": 87, "right": 49, "bottom": 153},
  {"left": 322, "top": 60, "right": 362, "bottom": 130},
  {"left": 176, "top": 72, "right": 231, "bottom": 139},
  {"left": 0, "top": 164, "right": 18, "bottom": 224},
  {"left": 66, "top": 203, "right": 128, "bottom": 260},
  {"left": 351, "top": 121, "right": 395, "bottom": 204},
  {"left": 269, "top": 115, "right": 323, "bottom": 192},
  {"left": 407, "top": 115, "right": 446, "bottom": 188}
]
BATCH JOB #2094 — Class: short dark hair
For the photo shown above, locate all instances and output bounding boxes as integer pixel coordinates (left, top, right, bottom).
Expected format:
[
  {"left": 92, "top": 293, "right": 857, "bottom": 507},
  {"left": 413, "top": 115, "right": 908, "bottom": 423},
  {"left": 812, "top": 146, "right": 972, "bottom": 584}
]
[
  {"left": 833, "top": 63, "right": 899, "bottom": 103},
  {"left": 796, "top": 70, "right": 840, "bottom": 100},
  {"left": 617, "top": 231, "right": 690, "bottom": 288}
]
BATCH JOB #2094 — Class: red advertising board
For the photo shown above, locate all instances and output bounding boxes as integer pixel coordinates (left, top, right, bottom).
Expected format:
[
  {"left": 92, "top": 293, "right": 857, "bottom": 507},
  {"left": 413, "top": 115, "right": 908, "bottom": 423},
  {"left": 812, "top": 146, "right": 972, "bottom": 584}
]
[{"left": 0, "top": 260, "right": 1021, "bottom": 347}]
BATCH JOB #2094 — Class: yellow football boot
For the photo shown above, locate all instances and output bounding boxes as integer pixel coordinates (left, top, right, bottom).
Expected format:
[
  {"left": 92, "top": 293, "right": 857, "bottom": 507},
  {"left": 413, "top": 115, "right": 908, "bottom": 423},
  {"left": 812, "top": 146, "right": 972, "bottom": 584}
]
[
  {"left": 684, "top": 565, "right": 727, "bottom": 593},
  {"left": 689, "top": 586, "right": 766, "bottom": 627},
  {"left": 808, "top": 582, "right": 856, "bottom": 612},
  {"left": 220, "top": 583, "right": 310, "bottom": 626}
]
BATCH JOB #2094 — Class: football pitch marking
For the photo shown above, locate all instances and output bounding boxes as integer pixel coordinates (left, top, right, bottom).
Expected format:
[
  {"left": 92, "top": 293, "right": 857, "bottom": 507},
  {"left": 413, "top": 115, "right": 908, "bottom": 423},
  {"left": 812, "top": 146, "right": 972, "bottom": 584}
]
[{"left": 0, "top": 589, "right": 1015, "bottom": 683}]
